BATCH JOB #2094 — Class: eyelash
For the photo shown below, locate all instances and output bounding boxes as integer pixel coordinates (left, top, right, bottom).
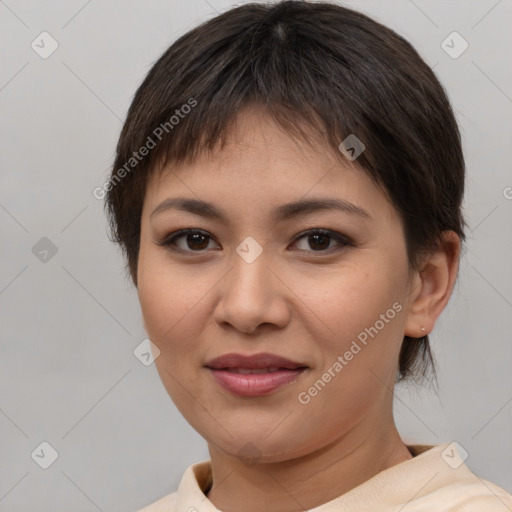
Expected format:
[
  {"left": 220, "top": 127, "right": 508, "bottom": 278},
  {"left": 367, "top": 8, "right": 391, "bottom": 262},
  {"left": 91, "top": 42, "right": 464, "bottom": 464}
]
[{"left": 156, "top": 228, "right": 352, "bottom": 255}]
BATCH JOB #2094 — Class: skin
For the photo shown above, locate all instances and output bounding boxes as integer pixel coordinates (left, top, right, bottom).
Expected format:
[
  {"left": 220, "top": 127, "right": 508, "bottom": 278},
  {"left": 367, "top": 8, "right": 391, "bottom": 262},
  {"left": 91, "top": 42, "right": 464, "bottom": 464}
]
[{"left": 137, "top": 106, "right": 460, "bottom": 512}]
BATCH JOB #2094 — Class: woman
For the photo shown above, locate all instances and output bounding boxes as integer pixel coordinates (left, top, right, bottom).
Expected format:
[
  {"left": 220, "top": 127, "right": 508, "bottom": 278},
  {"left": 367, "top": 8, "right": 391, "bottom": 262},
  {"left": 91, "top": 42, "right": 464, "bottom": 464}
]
[{"left": 105, "top": 1, "right": 512, "bottom": 510}]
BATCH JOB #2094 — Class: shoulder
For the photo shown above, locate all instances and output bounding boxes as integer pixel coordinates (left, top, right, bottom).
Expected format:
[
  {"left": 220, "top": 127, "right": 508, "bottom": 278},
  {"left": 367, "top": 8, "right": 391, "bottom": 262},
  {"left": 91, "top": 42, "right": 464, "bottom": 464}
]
[
  {"left": 451, "top": 478, "right": 512, "bottom": 511},
  {"left": 399, "top": 443, "right": 512, "bottom": 511},
  {"left": 411, "top": 477, "right": 512, "bottom": 511},
  {"left": 134, "top": 459, "right": 211, "bottom": 512},
  {"left": 136, "top": 491, "right": 177, "bottom": 512}
]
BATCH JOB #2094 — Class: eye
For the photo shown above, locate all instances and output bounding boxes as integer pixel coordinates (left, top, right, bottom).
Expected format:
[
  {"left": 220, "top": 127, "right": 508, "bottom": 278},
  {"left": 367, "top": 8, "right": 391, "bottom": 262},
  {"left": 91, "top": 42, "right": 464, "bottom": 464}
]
[
  {"left": 156, "top": 229, "right": 219, "bottom": 253},
  {"left": 156, "top": 228, "right": 351, "bottom": 255},
  {"left": 291, "top": 229, "right": 351, "bottom": 253}
]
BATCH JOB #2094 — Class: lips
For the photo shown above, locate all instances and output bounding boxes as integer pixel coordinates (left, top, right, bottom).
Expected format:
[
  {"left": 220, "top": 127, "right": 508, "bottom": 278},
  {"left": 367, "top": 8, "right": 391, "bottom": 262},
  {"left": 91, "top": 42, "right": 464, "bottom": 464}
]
[
  {"left": 205, "top": 352, "right": 309, "bottom": 396},
  {"left": 224, "top": 367, "right": 284, "bottom": 374},
  {"left": 204, "top": 352, "right": 307, "bottom": 371}
]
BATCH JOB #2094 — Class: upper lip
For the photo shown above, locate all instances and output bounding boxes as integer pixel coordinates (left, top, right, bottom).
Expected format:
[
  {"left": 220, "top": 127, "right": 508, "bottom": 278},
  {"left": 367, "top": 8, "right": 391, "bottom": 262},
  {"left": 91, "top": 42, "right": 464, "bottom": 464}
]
[{"left": 205, "top": 352, "right": 307, "bottom": 370}]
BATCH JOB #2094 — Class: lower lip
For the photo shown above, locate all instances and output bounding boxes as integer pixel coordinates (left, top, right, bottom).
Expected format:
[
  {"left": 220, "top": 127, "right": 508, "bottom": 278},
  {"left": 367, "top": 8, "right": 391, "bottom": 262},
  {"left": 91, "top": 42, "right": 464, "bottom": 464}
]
[{"left": 206, "top": 368, "right": 307, "bottom": 396}]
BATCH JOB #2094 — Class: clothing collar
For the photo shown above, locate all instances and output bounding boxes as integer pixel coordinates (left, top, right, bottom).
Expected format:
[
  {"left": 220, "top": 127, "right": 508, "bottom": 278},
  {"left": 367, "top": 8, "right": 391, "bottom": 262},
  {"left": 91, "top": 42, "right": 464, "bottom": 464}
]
[{"left": 175, "top": 442, "right": 471, "bottom": 512}]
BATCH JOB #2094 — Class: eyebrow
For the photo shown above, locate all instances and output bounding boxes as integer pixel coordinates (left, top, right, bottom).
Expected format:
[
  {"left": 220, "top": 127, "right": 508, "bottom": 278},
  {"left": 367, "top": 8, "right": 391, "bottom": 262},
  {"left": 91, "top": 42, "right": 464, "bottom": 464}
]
[{"left": 150, "top": 197, "right": 372, "bottom": 222}]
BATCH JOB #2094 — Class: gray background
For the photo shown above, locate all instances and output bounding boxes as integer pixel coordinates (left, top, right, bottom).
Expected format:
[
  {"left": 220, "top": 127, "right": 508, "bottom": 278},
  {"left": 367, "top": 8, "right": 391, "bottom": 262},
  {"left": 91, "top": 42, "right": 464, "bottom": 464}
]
[{"left": 1, "top": 0, "right": 511, "bottom": 510}]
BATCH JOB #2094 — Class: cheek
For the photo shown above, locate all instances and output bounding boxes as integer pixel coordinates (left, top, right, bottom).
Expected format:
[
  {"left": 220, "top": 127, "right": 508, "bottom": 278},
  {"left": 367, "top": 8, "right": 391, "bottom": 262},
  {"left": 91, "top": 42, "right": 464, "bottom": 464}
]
[
  {"left": 293, "top": 262, "right": 407, "bottom": 409},
  {"left": 136, "top": 254, "right": 208, "bottom": 405},
  {"left": 137, "top": 249, "right": 201, "bottom": 347},
  {"left": 296, "top": 263, "right": 401, "bottom": 346}
]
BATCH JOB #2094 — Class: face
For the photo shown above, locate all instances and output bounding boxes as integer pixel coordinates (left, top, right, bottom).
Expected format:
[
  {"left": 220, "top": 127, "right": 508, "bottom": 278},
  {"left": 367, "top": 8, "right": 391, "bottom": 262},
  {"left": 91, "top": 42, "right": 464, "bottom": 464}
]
[{"left": 137, "top": 107, "right": 418, "bottom": 463}]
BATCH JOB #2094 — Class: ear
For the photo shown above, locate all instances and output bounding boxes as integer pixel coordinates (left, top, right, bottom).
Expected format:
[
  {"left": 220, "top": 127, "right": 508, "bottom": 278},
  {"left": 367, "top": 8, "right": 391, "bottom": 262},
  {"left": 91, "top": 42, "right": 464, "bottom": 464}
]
[{"left": 404, "top": 231, "right": 461, "bottom": 338}]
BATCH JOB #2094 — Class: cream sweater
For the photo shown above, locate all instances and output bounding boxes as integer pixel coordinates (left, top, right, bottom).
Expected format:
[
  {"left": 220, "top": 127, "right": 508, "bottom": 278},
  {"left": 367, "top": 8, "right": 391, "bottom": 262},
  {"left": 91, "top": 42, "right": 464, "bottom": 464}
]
[{"left": 137, "top": 442, "right": 512, "bottom": 511}]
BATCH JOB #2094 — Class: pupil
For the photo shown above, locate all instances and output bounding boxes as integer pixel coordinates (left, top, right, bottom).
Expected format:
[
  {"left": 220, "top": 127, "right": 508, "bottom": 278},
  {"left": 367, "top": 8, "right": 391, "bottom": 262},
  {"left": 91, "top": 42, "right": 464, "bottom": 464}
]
[
  {"left": 188, "top": 233, "right": 208, "bottom": 250},
  {"left": 309, "top": 234, "right": 330, "bottom": 250},
  {"left": 184, "top": 233, "right": 331, "bottom": 251}
]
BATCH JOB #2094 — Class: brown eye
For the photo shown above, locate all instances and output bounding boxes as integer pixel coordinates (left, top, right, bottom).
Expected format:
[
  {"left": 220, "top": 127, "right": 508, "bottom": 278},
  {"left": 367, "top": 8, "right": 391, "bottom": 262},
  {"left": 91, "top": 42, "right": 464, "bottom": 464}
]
[
  {"left": 184, "top": 232, "right": 210, "bottom": 250},
  {"left": 292, "top": 229, "right": 351, "bottom": 253},
  {"left": 307, "top": 233, "right": 331, "bottom": 250},
  {"left": 157, "top": 229, "right": 219, "bottom": 253},
  {"left": 157, "top": 228, "right": 351, "bottom": 255}
]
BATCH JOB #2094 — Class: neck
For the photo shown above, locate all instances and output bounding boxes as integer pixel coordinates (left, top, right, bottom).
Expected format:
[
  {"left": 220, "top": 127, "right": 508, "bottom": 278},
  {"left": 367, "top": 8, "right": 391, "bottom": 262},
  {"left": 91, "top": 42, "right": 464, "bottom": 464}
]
[{"left": 205, "top": 413, "right": 412, "bottom": 512}]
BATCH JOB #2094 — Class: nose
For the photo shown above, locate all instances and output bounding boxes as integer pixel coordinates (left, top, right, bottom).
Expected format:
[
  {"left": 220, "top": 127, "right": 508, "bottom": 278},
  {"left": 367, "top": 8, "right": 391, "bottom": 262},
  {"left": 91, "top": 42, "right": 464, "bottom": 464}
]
[{"left": 213, "top": 249, "right": 292, "bottom": 334}]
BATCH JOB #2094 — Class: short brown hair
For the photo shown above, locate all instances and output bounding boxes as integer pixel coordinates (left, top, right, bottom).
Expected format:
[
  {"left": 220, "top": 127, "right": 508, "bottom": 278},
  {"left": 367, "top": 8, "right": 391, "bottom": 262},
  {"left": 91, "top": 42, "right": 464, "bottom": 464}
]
[{"left": 105, "top": 0, "right": 466, "bottom": 384}]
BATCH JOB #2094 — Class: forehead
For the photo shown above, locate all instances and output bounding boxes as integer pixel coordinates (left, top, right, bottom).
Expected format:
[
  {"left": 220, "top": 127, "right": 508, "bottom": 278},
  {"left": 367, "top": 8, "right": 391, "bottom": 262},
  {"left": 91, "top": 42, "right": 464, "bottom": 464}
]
[
  {"left": 159, "top": 106, "right": 334, "bottom": 177},
  {"left": 143, "top": 108, "right": 397, "bottom": 225}
]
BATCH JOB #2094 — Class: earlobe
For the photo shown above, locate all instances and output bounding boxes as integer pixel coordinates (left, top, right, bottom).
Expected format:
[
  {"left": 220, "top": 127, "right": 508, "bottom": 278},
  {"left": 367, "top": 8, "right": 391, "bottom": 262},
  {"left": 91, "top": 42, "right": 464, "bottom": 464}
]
[{"left": 404, "top": 231, "right": 461, "bottom": 338}]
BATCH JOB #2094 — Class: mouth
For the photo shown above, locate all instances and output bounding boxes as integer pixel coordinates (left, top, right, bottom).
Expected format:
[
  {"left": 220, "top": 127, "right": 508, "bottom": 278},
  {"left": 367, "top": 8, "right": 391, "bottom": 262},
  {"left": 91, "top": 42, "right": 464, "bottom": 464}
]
[
  {"left": 215, "top": 367, "right": 302, "bottom": 374},
  {"left": 204, "top": 352, "right": 307, "bottom": 370},
  {"left": 204, "top": 352, "right": 309, "bottom": 396}
]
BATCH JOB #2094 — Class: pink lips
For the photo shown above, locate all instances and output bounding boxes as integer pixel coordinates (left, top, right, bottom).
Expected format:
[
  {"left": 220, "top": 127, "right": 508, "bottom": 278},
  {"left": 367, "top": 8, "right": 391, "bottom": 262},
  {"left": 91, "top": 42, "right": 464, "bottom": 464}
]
[{"left": 204, "top": 352, "right": 308, "bottom": 396}]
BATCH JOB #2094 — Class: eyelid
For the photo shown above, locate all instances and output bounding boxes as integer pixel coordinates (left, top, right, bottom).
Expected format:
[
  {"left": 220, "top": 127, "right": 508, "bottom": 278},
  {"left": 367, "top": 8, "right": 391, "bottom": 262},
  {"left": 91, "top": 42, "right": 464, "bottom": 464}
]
[
  {"left": 291, "top": 228, "right": 351, "bottom": 245},
  {"left": 156, "top": 227, "right": 352, "bottom": 255},
  {"left": 290, "top": 229, "right": 352, "bottom": 252},
  {"left": 155, "top": 228, "right": 220, "bottom": 253}
]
